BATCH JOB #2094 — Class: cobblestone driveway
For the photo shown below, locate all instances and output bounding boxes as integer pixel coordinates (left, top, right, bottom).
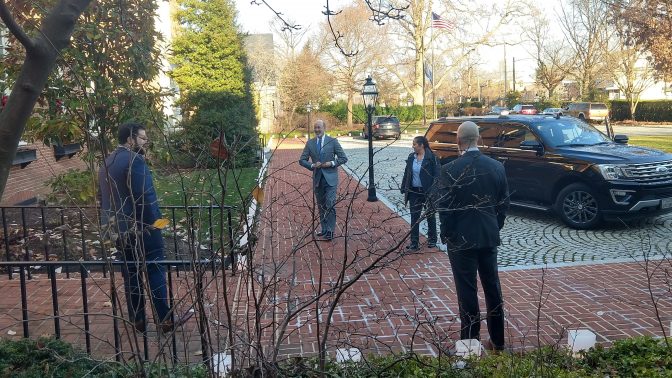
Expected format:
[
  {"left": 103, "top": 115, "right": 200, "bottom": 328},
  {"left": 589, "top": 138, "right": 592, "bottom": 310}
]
[{"left": 339, "top": 136, "right": 672, "bottom": 268}]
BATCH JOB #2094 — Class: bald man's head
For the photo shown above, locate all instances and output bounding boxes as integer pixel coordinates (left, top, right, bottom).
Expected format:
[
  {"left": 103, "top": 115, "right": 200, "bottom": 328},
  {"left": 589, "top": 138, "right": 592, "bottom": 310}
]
[
  {"left": 457, "top": 121, "right": 479, "bottom": 148},
  {"left": 314, "top": 119, "right": 326, "bottom": 137}
]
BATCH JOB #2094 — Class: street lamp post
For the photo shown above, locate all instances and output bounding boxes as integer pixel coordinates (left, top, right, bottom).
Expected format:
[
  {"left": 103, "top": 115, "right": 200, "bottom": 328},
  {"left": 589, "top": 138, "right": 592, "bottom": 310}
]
[
  {"left": 306, "top": 102, "right": 313, "bottom": 139},
  {"left": 362, "top": 75, "right": 379, "bottom": 202}
]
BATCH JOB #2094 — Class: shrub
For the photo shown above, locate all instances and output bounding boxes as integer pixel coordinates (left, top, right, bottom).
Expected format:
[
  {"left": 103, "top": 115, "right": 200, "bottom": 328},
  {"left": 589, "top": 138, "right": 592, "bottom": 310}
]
[
  {"left": 173, "top": 91, "right": 259, "bottom": 168},
  {"left": 320, "top": 101, "right": 426, "bottom": 125},
  {"left": 0, "top": 337, "right": 116, "bottom": 377},
  {"left": 577, "top": 336, "right": 672, "bottom": 377},
  {"left": 46, "top": 169, "right": 97, "bottom": 205},
  {"left": 0, "top": 337, "right": 207, "bottom": 377},
  {"left": 610, "top": 100, "right": 672, "bottom": 122}
]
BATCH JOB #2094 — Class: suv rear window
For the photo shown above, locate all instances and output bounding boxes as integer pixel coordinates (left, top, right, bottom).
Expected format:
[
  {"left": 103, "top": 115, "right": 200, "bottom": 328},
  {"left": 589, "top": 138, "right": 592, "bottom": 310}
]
[
  {"left": 590, "top": 103, "right": 607, "bottom": 110},
  {"left": 373, "top": 116, "right": 399, "bottom": 123},
  {"left": 522, "top": 105, "right": 536, "bottom": 110}
]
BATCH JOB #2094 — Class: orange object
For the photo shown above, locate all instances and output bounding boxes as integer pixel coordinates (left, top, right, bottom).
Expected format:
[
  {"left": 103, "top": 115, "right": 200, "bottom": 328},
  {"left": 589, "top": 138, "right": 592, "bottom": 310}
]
[
  {"left": 152, "top": 218, "right": 170, "bottom": 229},
  {"left": 209, "top": 138, "right": 229, "bottom": 160}
]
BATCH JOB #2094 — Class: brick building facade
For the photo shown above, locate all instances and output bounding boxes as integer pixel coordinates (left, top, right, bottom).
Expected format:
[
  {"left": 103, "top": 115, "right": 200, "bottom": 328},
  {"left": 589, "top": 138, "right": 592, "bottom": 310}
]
[{"left": 2, "top": 142, "right": 87, "bottom": 205}]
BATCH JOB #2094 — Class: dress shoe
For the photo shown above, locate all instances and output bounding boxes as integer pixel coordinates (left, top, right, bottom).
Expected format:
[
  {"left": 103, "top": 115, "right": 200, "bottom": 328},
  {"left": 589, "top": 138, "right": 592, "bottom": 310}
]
[
  {"left": 427, "top": 242, "right": 437, "bottom": 248},
  {"left": 406, "top": 244, "right": 419, "bottom": 251},
  {"left": 160, "top": 311, "right": 194, "bottom": 334},
  {"left": 134, "top": 319, "right": 146, "bottom": 333},
  {"left": 483, "top": 340, "right": 506, "bottom": 354},
  {"left": 319, "top": 232, "right": 334, "bottom": 241},
  {"left": 315, "top": 230, "right": 326, "bottom": 237}
]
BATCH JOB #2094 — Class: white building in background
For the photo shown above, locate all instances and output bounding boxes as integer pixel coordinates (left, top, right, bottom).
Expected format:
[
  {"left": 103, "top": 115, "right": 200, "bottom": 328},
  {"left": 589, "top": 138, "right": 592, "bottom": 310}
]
[
  {"left": 243, "top": 34, "right": 278, "bottom": 134},
  {"left": 154, "top": 0, "right": 181, "bottom": 130}
]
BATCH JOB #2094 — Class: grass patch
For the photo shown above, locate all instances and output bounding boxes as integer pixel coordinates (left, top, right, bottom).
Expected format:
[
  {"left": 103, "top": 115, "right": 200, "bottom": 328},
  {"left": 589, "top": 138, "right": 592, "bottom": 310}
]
[
  {"left": 628, "top": 136, "right": 672, "bottom": 153},
  {"left": 155, "top": 167, "right": 259, "bottom": 207},
  {"left": 153, "top": 168, "right": 259, "bottom": 254}
]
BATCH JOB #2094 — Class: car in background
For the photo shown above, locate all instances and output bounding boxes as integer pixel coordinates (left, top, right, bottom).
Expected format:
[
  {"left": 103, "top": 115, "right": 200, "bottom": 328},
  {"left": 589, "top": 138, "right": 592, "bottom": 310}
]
[
  {"left": 564, "top": 102, "right": 609, "bottom": 123},
  {"left": 488, "top": 106, "right": 509, "bottom": 115},
  {"left": 542, "top": 107, "right": 563, "bottom": 116},
  {"left": 362, "top": 115, "right": 401, "bottom": 139},
  {"left": 510, "top": 104, "right": 538, "bottom": 114},
  {"left": 426, "top": 115, "right": 672, "bottom": 229}
]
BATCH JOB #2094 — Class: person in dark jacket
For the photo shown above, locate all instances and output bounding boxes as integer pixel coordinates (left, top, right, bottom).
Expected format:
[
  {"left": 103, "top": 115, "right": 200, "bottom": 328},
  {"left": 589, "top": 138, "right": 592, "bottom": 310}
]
[
  {"left": 400, "top": 136, "right": 440, "bottom": 251},
  {"left": 98, "top": 123, "right": 188, "bottom": 334},
  {"left": 436, "top": 121, "right": 510, "bottom": 351}
]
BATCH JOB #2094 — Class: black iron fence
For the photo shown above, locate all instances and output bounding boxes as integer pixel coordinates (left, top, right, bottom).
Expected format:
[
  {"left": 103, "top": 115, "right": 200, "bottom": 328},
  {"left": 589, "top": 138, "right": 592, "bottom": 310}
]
[
  {"left": 0, "top": 259, "right": 218, "bottom": 364},
  {"left": 1, "top": 205, "right": 236, "bottom": 279}
]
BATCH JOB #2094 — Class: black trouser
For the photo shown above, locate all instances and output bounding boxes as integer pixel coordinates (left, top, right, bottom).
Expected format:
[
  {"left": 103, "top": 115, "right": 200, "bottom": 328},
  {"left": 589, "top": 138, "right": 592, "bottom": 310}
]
[
  {"left": 117, "top": 230, "right": 171, "bottom": 324},
  {"left": 447, "top": 247, "right": 505, "bottom": 348},
  {"left": 408, "top": 188, "right": 437, "bottom": 245}
]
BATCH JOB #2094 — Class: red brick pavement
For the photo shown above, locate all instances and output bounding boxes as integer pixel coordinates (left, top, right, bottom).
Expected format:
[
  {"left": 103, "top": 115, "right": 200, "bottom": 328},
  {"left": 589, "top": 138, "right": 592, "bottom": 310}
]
[{"left": 0, "top": 137, "right": 670, "bottom": 364}]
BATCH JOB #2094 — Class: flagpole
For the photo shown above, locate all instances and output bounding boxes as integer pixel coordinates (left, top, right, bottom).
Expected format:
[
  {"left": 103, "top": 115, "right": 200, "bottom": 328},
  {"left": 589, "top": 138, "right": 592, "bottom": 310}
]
[
  {"left": 421, "top": 31, "right": 426, "bottom": 127},
  {"left": 431, "top": 22, "right": 436, "bottom": 120}
]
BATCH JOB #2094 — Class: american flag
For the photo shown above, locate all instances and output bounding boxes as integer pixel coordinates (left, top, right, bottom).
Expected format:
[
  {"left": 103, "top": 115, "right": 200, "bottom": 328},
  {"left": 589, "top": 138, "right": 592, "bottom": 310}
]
[{"left": 432, "top": 12, "right": 454, "bottom": 30}]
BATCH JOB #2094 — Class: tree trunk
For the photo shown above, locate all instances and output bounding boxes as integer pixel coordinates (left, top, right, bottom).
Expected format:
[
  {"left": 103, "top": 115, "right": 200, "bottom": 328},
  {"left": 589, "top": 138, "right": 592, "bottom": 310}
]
[
  {"left": 0, "top": 0, "right": 93, "bottom": 199},
  {"left": 347, "top": 91, "right": 353, "bottom": 130},
  {"left": 412, "top": 28, "right": 424, "bottom": 106},
  {"left": 629, "top": 97, "right": 637, "bottom": 121}
]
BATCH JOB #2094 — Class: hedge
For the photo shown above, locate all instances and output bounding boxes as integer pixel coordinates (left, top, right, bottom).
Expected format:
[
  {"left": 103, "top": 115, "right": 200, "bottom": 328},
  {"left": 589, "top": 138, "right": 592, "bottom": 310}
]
[
  {"left": 610, "top": 100, "right": 672, "bottom": 122},
  {"left": 320, "top": 100, "right": 426, "bottom": 124}
]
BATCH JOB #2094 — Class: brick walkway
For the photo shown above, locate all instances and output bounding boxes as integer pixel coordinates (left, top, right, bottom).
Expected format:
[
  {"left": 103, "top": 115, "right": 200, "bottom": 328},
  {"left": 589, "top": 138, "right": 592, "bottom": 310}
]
[
  {"left": 254, "top": 138, "right": 672, "bottom": 356},
  {"left": 0, "top": 137, "right": 670, "bottom": 365}
]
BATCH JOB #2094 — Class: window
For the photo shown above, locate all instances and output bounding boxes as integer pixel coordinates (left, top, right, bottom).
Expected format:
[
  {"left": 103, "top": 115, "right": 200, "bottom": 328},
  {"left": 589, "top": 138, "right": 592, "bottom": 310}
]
[{"left": 494, "top": 123, "right": 532, "bottom": 148}]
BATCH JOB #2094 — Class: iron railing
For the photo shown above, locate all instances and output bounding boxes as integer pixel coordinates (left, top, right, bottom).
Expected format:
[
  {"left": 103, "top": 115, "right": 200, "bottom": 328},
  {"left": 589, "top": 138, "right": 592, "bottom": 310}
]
[
  {"left": 1, "top": 205, "right": 236, "bottom": 279},
  {"left": 0, "top": 259, "right": 220, "bottom": 364}
]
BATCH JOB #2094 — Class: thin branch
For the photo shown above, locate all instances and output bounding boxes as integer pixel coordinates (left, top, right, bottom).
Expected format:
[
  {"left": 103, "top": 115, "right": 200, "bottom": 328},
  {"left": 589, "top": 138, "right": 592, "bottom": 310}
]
[
  {"left": 0, "top": 1, "right": 34, "bottom": 50},
  {"left": 250, "top": 0, "right": 301, "bottom": 32}
]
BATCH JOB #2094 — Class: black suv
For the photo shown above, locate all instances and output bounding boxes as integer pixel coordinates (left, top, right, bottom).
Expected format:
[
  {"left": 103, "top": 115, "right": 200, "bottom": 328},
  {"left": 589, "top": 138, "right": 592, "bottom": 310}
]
[
  {"left": 362, "top": 115, "right": 401, "bottom": 139},
  {"left": 426, "top": 115, "right": 672, "bottom": 229}
]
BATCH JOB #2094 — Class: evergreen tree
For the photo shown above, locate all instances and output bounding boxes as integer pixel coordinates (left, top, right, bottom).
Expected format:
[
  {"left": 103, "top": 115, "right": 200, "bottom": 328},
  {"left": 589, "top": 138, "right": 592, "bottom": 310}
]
[{"left": 170, "top": 0, "right": 258, "bottom": 166}]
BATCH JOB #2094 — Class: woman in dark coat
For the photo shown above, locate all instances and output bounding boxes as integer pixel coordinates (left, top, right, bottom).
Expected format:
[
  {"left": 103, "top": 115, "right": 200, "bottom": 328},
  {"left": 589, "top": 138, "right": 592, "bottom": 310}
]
[{"left": 400, "top": 136, "right": 440, "bottom": 250}]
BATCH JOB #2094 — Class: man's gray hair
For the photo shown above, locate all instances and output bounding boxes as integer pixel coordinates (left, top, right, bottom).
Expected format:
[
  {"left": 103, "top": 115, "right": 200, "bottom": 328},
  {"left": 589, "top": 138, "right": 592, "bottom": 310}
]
[
  {"left": 315, "top": 119, "right": 326, "bottom": 128},
  {"left": 457, "top": 121, "right": 479, "bottom": 145}
]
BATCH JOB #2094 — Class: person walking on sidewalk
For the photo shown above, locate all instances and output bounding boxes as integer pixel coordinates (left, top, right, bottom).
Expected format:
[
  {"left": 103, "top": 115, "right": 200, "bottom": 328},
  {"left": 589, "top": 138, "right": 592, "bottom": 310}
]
[
  {"left": 98, "top": 122, "right": 190, "bottom": 333},
  {"left": 299, "top": 119, "right": 348, "bottom": 241},
  {"left": 436, "top": 121, "right": 510, "bottom": 351},
  {"left": 400, "top": 136, "right": 440, "bottom": 251}
]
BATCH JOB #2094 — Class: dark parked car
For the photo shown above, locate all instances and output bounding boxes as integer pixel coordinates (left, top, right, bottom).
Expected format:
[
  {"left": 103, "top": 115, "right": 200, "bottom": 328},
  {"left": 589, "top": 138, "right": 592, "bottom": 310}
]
[
  {"left": 510, "top": 104, "right": 538, "bottom": 114},
  {"left": 426, "top": 114, "right": 672, "bottom": 229},
  {"left": 362, "top": 115, "right": 400, "bottom": 139}
]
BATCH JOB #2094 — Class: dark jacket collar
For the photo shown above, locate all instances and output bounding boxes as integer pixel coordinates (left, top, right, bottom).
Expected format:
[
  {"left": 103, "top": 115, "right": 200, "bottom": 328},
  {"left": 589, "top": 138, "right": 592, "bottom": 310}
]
[{"left": 462, "top": 150, "right": 481, "bottom": 158}]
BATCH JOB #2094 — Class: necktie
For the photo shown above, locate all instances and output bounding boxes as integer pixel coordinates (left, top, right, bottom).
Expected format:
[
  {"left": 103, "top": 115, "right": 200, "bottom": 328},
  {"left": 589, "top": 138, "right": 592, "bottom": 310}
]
[{"left": 317, "top": 137, "right": 322, "bottom": 154}]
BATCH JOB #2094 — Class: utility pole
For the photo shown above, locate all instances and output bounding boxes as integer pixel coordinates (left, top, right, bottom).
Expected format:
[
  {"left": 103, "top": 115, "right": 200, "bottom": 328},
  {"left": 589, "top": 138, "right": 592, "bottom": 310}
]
[
  {"left": 503, "top": 44, "right": 507, "bottom": 101},
  {"left": 513, "top": 56, "right": 516, "bottom": 92}
]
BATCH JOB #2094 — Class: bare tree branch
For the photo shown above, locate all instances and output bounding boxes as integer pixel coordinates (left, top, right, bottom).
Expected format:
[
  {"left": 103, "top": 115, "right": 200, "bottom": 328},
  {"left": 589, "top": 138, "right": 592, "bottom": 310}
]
[
  {"left": 250, "top": 0, "right": 301, "bottom": 31},
  {"left": 0, "top": 1, "right": 34, "bottom": 50}
]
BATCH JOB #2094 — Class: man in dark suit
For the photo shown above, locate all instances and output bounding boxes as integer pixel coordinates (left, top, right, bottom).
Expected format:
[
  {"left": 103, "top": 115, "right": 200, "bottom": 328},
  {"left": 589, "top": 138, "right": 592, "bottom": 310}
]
[
  {"left": 299, "top": 119, "right": 348, "bottom": 241},
  {"left": 99, "top": 123, "right": 188, "bottom": 333},
  {"left": 437, "top": 121, "right": 510, "bottom": 351}
]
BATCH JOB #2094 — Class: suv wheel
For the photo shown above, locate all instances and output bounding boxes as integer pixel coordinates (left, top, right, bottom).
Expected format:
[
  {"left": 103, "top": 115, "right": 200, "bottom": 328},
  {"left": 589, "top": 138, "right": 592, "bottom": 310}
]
[
  {"left": 578, "top": 114, "right": 585, "bottom": 121},
  {"left": 555, "top": 183, "right": 601, "bottom": 229}
]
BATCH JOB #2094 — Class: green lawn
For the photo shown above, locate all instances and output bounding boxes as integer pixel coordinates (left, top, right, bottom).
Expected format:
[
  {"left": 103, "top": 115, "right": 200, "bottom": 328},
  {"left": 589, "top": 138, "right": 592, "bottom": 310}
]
[
  {"left": 155, "top": 167, "right": 259, "bottom": 207},
  {"left": 154, "top": 168, "right": 259, "bottom": 254},
  {"left": 628, "top": 136, "right": 672, "bottom": 153}
]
